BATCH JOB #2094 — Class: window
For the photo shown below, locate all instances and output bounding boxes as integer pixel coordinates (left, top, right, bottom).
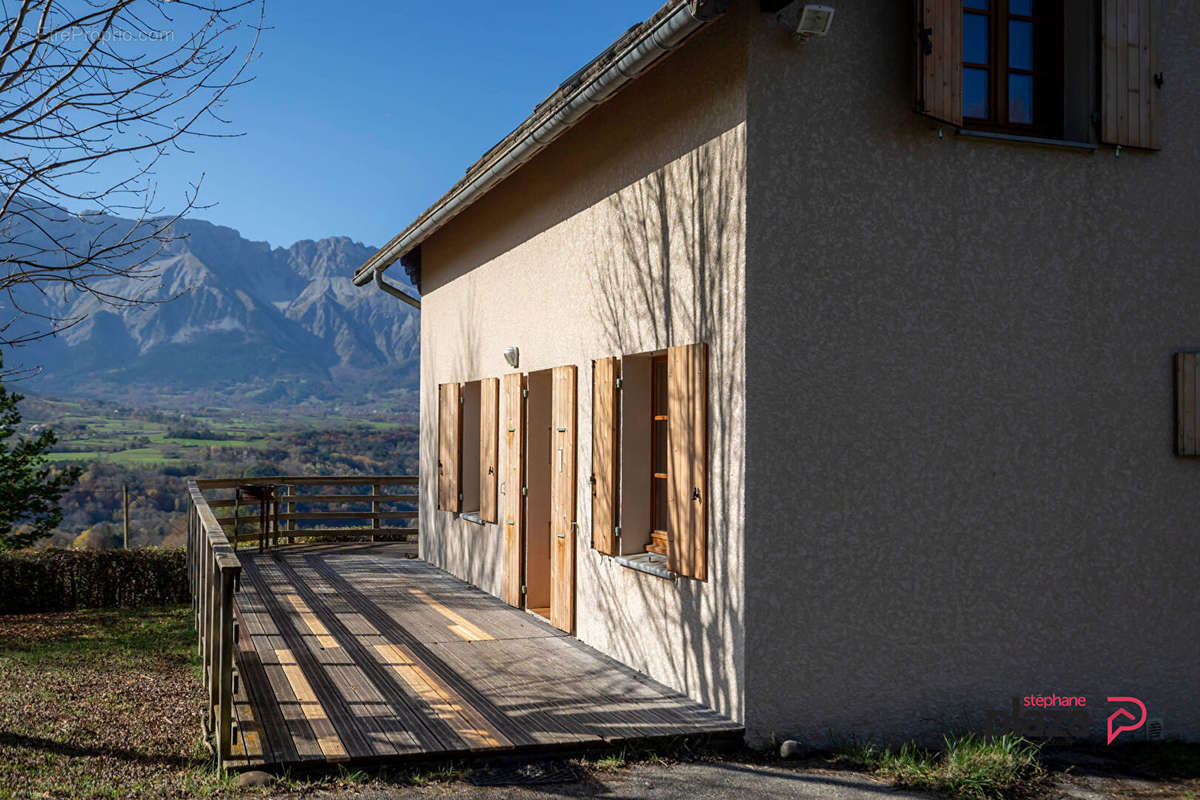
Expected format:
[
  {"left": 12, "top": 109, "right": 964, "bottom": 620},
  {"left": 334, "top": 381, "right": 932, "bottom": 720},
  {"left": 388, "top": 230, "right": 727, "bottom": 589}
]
[
  {"left": 961, "top": 0, "right": 1062, "bottom": 137},
  {"left": 916, "top": 0, "right": 1162, "bottom": 150},
  {"left": 436, "top": 378, "right": 499, "bottom": 520},
  {"left": 591, "top": 343, "right": 708, "bottom": 581},
  {"left": 649, "top": 355, "right": 669, "bottom": 558},
  {"left": 437, "top": 383, "right": 461, "bottom": 512},
  {"left": 460, "top": 380, "right": 481, "bottom": 515}
]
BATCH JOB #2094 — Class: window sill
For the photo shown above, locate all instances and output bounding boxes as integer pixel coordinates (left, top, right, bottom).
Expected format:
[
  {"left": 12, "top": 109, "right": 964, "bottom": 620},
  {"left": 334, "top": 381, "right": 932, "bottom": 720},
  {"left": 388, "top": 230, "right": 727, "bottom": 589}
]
[
  {"left": 614, "top": 552, "right": 676, "bottom": 581},
  {"left": 459, "top": 510, "right": 486, "bottom": 525},
  {"left": 957, "top": 128, "right": 1097, "bottom": 152}
]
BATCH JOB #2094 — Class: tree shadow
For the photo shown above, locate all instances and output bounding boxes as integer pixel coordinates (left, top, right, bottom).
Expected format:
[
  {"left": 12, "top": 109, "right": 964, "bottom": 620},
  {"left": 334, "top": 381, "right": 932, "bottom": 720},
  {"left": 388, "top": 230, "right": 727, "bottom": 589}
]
[
  {"left": 0, "top": 732, "right": 198, "bottom": 768},
  {"left": 586, "top": 123, "right": 746, "bottom": 725},
  {"left": 420, "top": 282, "right": 499, "bottom": 593}
]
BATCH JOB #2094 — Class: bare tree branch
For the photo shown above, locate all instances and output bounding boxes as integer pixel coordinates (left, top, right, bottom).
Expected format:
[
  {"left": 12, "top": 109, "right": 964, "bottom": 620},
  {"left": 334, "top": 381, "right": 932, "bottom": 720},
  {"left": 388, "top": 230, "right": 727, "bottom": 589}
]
[{"left": 0, "top": 0, "right": 263, "bottom": 348}]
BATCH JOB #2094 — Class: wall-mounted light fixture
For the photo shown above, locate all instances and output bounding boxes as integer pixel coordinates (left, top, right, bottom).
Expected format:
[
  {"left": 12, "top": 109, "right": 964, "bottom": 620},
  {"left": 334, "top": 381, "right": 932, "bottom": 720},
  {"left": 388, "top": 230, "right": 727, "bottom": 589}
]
[
  {"left": 503, "top": 346, "right": 519, "bottom": 368},
  {"left": 776, "top": 3, "right": 835, "bottom": 41}
]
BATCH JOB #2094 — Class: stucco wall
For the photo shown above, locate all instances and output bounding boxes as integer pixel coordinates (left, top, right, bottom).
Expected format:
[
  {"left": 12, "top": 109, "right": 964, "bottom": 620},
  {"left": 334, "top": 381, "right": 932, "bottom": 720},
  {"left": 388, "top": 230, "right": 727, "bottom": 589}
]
[
  {"left": 415, "top": 8, "right": 749, "bottom": 723},
  {"left": 743, "top": 3, "right": 1200, "bottom": 744}
]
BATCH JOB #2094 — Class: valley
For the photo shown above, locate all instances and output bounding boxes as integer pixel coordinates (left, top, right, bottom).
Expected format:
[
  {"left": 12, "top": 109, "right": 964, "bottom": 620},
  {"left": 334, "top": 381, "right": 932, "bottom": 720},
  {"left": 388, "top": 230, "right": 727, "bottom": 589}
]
[{"left": 21, "top": 394, "right": 418, "bottom": 550}]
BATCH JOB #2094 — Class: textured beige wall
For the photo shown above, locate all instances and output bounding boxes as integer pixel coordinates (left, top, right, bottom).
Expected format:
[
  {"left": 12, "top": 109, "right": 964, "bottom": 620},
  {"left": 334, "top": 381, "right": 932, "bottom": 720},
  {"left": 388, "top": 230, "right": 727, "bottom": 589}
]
[
  {"left": 743, "top": 3, "right": 1200, "bottom": 744},
  {"left": 416, "top": 8, "right": 749, "bottom": 722}
]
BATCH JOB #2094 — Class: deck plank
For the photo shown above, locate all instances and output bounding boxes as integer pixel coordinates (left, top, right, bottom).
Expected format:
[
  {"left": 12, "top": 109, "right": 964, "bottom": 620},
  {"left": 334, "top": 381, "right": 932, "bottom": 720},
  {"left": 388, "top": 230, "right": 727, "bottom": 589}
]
[
  {"left": 229, "top": 543, "right": 741, "bottom": 770},
  {"left": 266, "top": 555, "right": 480, "bottom": 754}
]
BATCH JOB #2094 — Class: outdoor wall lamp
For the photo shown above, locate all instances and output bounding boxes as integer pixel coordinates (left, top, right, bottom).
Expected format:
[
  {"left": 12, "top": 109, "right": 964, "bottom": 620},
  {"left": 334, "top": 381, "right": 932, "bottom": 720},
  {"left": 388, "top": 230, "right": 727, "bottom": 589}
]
[
  {"left": 775, "top": 3, "right": 835, "bottom": 41},
  {"left": 503, "top": 346, "right": 519, "bottom": 368}
]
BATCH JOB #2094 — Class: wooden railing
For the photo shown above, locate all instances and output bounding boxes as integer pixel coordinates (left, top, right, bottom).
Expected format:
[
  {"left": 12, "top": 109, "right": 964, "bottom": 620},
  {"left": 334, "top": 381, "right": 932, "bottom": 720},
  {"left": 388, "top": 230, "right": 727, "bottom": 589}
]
[
  {"left": 195, "top": 475, "right": 418, "bottom": 551},
  {"left": 186, "top": 475, "right": 419, "bottom": 764},
  {"left": 185, "top": 478, "right": 240, "bottom": 763}
]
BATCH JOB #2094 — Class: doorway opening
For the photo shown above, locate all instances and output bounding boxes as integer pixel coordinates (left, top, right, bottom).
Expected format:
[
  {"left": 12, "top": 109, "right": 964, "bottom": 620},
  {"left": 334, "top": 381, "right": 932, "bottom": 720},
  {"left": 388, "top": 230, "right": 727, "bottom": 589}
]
[{"left": 524, "top": 369, "right": 553, "bottom": 620}]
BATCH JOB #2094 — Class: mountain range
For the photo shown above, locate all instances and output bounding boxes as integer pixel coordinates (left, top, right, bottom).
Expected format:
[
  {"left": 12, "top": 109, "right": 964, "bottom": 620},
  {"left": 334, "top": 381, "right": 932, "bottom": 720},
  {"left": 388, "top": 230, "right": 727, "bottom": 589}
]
[{"left": 5, "top": 214, "right": 419, "bottom": 413}]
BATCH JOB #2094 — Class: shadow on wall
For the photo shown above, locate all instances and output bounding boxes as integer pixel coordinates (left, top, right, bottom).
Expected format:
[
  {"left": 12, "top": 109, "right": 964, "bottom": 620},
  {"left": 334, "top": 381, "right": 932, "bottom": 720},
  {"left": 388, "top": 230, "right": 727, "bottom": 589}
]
[
  {"left": 421, "top": 283, "right": 495, "bottom": 586},
  {"left": 587, "top": 124, "right": 746, "bottom": 721}
]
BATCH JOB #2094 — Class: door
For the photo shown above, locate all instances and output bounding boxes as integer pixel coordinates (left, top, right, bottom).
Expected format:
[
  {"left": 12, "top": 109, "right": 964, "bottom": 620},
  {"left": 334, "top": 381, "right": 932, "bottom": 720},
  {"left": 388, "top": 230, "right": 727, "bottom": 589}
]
[
  {"left": 524, "top": 371, "right": 553, "bottom": 617},
  {"left": 549, "top": 364, "right": 576, "bottom": 633},
  {"left": 500, "top": 373, "right": 524, "bottom": 607}
]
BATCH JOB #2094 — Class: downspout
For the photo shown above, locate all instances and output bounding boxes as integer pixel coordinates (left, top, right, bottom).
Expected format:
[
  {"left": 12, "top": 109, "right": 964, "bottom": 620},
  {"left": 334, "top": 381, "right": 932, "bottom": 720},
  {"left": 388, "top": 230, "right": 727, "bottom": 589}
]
[
  {"left": 355, "top": 0, "right": 727, "bottom": 292},
  {"left": 374, "top": 268, "right": 420, "bottom": 309}
]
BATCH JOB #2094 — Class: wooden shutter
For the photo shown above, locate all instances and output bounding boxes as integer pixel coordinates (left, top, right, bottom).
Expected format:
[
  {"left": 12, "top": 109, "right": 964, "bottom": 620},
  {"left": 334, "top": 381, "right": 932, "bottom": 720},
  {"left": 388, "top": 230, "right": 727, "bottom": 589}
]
[
  {"left": 437, "top": 383, "right": 461, "bottom": 512},
  {"left": 591, "top": 357, "right": 619, "bottom": 555},
  {"left": 1101, "top": 0, "right": 1162, "bottom": 150},
  {"left": 550, "top": 365, "right": 576, "bottom": 633},
  {"left": 667, "top": 343, "right": 707, "bottom": 581},
  {"left": 479, "top": 378, "right": 499, "bottom": 523},
  {"left": 500, "top": 373, "right": 525, "bottom": 606},
  {"left": 916, "top": 0, "right": 962, "bottom": 127},
  {"left": 1176, "top": 354, "right": 1198, "bottom": 457}
]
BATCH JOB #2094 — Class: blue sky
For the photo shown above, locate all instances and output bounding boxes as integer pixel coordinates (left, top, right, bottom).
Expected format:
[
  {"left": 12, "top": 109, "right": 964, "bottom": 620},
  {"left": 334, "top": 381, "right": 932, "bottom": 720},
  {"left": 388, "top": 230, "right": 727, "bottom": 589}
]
[{"left": 141, "top": 1, "right": 663, "bottom": 250}]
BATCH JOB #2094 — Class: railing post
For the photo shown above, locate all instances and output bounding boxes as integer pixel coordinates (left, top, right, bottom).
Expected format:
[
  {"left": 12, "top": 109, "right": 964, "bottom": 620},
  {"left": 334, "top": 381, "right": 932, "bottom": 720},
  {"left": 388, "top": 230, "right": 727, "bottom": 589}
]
[
  {"left": 199, "top": 534, "right": 209, "bottom": 658},
  {"left": 284, "top": 484, "right": 294, "bottom": 544},
  {"left": 186, "top": 504, "right": 192, "bottom": 602},
  {"left": 216, "top": 565, "right": 237, "bottom": 763},
  {"left": 206, "top": 542, "right": 219, "bottom": 731},
  {"left": 372, "top": 482, "right": 381, "bottom": 542}
]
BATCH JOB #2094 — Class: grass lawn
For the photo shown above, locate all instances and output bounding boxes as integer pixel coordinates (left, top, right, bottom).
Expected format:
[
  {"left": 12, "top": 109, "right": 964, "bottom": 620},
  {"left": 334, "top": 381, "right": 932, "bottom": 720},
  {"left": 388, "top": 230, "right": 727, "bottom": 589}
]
[{"left": 0, "top": 606, "right": 229, "bottom": 799}]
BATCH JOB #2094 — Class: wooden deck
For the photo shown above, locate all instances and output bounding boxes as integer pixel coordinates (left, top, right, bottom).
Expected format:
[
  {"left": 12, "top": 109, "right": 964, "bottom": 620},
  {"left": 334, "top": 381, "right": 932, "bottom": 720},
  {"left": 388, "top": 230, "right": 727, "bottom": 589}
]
[{"left": 226, "top": 543, "right": 742, "bottom": 769}]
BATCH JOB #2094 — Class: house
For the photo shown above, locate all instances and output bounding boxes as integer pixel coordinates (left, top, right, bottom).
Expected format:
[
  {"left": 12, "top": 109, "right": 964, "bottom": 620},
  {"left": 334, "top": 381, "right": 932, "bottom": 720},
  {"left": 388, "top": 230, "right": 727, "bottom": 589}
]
[{"left": 354, "top": 0, "right": 1198, "bottom": 745}]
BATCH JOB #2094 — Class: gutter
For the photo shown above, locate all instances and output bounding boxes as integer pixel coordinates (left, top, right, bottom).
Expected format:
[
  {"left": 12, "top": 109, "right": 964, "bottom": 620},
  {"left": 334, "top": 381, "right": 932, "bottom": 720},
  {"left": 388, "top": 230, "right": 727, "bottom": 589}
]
[
  {"left": 374, "top": 267, "right": 421, "bottom": 308},
  {"left": 354, "top": 0, "right": 728, "bottom": 291}
]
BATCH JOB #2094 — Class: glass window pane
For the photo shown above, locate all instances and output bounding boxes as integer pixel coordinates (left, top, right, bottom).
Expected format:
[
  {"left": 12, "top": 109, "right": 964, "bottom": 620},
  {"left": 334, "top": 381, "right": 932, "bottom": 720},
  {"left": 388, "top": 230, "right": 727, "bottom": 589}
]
[
  {"left": 963, "top": 13, "right": 989, "bottom": 64},
  {"left": 964, "top": 68, "right": 989, "bottom": 118},
  {"left": 1009, "top": 20, "right": 1033, "bottom": 70},
  {"left": 964, "top": 0, "right": 988, "bottom": 8},
  {"left": 1010, "top": 0, "right": 1055, "bottom": 16},
  {"left": 652, "top": 420, "right": 667, "bottom": 474},
  {"left": 653, "top": 479, "right": 668, "bottom": 532},
  {"left": 1009, "top": 73, "right": 1033, "bottom": 124},
  {"left": 652, "top": 360, "right": 667, "bottom": 413}
]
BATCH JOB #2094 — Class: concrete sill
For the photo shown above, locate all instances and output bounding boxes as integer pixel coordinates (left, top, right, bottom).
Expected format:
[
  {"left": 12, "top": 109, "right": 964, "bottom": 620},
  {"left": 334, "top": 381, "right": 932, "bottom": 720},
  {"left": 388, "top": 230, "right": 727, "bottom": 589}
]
[
  {"left": 459, "top": 511, "right": 485, "bottom": 526},
  {"left": 614, "top": 552, "right": 676, "bottom": 581},
  {"left": 957, "top": 128, "right": 1098, "bottom": 152}
]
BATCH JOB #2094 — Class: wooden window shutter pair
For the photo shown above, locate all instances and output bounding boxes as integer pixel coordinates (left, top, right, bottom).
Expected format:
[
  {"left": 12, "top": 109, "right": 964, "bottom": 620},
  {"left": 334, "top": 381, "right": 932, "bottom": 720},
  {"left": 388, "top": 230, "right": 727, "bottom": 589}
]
[
  {"left": 437, "top": 383, "right": 461, "bottom": 512},
  {"left": 915, "top": 0, "right": 1162, "bottom": 149},
  {"left": 591, "top": 343, "right": 708, "bottom": 580},
  {"left": 436, "top": 379, "right": 500, "bottom": 520}
]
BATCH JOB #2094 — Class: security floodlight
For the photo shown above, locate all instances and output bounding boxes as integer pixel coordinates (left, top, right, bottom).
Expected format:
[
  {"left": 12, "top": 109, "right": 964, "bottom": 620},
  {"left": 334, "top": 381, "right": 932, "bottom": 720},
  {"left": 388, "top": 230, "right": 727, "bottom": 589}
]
[
  {"left": 794, "top": 4, "right": 835, "bottom": 39},
  {"left": 503, "top": 346, "right": 519, "bottom": 368}
]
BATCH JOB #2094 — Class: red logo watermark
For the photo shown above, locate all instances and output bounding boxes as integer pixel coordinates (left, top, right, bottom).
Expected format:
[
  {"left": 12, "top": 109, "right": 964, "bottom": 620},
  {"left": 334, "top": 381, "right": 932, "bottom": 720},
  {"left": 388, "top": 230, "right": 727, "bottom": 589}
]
[
  {"left": 1106, "top": 697, "right": 1147, "bottom": 744},
  {"left": 987, "top": 695, "right": 1148, "bottom": 744}
]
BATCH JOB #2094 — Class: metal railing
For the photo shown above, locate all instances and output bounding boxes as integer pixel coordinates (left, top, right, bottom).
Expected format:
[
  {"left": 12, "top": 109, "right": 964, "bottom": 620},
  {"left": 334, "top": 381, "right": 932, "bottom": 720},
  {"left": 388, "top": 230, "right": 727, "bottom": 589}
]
[{"left": 186, "top": 474, "right": 419, "bottom": 765}]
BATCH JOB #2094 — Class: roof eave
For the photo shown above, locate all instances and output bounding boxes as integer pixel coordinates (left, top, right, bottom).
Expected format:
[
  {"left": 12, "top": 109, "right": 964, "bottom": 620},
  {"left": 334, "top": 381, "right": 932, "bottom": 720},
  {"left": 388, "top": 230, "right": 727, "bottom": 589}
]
[{"left": 352, "top": 0, "right": 728, "bottom": 288}]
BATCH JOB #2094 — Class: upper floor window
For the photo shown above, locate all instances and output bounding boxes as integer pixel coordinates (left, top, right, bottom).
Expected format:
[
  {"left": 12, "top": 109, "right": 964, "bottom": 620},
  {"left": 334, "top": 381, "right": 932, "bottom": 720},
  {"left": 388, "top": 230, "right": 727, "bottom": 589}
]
[
  {"left": 962, "top": 0, "right": 1063, "bottom": 137},
  {"left": 916, "top": 0, "right": 1163, "bottom": 151}
]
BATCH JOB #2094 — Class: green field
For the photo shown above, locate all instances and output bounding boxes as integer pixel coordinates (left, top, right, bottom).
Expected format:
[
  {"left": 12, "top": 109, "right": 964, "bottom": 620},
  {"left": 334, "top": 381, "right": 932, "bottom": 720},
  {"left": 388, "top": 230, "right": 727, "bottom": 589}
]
[{"left": 23, "top": 396, "right": 402, "bottom": 467}]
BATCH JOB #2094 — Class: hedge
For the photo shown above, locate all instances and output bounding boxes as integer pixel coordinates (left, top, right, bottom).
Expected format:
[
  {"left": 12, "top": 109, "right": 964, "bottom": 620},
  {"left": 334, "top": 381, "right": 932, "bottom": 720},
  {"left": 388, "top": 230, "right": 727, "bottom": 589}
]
[{"left": 0, "top": 547, "right": 188, "bottom": 613}]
